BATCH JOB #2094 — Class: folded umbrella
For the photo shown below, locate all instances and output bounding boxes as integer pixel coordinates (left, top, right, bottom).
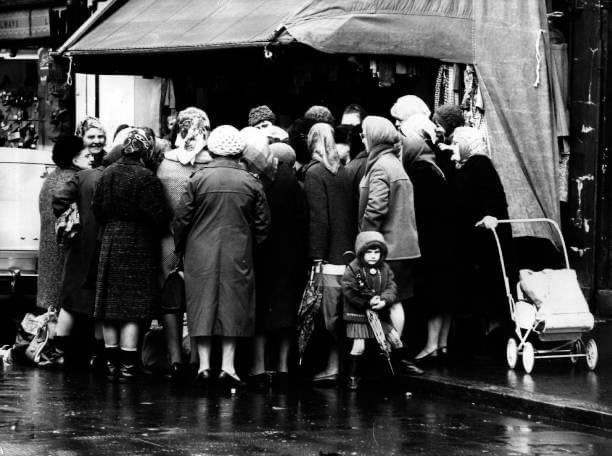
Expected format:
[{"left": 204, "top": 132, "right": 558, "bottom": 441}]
[{"left": 296, "top": 265, "right": 323, "bottom": 366}]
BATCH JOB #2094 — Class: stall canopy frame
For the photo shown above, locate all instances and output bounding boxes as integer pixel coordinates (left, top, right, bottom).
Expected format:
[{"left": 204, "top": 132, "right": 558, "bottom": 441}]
[{"left": 60, "top": 0, "right": 560, "bottom": 239}]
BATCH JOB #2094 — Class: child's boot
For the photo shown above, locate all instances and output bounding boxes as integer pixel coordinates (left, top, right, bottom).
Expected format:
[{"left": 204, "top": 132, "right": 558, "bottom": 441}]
[
  {"left": 104, "top": 346, "right": 120, "bottom": 381},
  {"left": 118, "top": 349, "right": 139, "bottom": 382},
  {"left": 345, "top": 355, "right": 361, "bottom": 390}
]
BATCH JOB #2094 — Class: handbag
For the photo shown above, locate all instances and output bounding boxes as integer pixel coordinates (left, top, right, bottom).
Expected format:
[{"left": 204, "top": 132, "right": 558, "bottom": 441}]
[
  {"left": 160, "top": 268, "right": 186, "bottom": 313},
  {"left": 23, "top": 307, "right": 58, "bottom": 366},
  {"left": 55, "top": 202, "right": 81, "bottom": 246}
]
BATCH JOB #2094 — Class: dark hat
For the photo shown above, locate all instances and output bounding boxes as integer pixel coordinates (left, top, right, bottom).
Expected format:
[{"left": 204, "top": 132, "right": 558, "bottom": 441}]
[
  {"left": 248, "top": 105, "right": 276, "bottom": 127},
  {"left": 433, "top": 104, "right": 465, "bottom": 136},
  {"left": 304, "top": 105, "right": 335, "bottom": 125}
]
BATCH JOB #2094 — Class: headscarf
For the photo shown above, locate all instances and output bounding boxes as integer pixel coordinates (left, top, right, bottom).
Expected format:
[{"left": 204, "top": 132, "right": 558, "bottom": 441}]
[
  {"left": 362, "top": 116, "right": 400, "bottom": 153},
  {"left": 452, "top": 126, "right": 488, "bottom": 164},
  {"left": 398, "top": 113, "right": 437, "bottom": 144},
  {"left": 307, "top": 122, "right": 340, "bottom": 174},
  {"left": 174, "top": 107, "right": 211, "bottom": 165},
  {"left": 259, "top": 124, "right": 289, "bottom": 143},
  {"left": 241, "top": 127, "right": 277, "bottom": 180},
  {"left": 207, "top": 125, "right": 245, "bottom": 157},
  {"left": 390, "top": 95, "right": 431, "bottom": 122},
  {"left": 362, "top": 116, "right": 401, "bottom": 173},
  {"left": 75, "top": 116, "right": 106, "bottom": 137},
  {"left": 123, "top": 128, "right": 153, "bottom": 162},
  {"left": 269, "top": 142, "right": 296, "bottom": 167}
]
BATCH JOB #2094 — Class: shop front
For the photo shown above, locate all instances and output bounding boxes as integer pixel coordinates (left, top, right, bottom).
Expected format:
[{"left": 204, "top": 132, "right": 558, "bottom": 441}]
[{"left": 58, "top": 1, "right": 587, "bottom": 306}]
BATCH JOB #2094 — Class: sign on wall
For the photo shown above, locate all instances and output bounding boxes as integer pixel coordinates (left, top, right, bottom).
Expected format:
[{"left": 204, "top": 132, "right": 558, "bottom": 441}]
[{"left": 0, "top": 9, "right": 50, "bottom": 40}]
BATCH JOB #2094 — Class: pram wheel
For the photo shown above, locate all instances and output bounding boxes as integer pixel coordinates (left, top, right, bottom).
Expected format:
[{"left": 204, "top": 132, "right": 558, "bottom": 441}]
[
  {"left": 522, "top": 342, "right": 535, "bottom": 374},
  {"left": 570, "top": 340, "right": 583, "bottom": 365},
  {"left": 506, "top": 338, "right": 518, "bottom": 369},
  {"left": 585, "top": 338, "right": 598, "bottom": 370}
]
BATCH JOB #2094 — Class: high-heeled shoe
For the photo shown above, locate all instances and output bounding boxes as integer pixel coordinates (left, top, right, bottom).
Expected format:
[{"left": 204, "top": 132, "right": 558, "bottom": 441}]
[{"left": 414, "top": 348, "right": 439, "bottom": 364}]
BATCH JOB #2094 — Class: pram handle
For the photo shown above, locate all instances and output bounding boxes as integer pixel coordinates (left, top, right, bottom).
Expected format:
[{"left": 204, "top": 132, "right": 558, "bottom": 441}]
[{"left": 491, "top": 218, "right": 570, "bottom": 270}]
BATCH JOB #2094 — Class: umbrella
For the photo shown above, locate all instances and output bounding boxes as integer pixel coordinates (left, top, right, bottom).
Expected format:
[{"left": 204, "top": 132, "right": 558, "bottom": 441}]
[
  {"left": 296, "top": 265, "right": 323, "bottom": 366},
  {"left": 365, "top": 309, "right": 394, "bottom": 376}
]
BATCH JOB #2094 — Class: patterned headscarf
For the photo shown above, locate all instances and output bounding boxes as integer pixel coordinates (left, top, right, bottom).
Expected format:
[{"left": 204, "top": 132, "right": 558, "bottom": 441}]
[
  {"left": 307, "top": 122, "right": 340, "bottom": 174},
  {"left": 123, "top": 128, "right": 153, "bottom": 159},
  {"left": 174, "top": 107, "right": 211, "bottom": 165},
  {"left": 75, "top": 116, "right": 106, "bottom": 137}
]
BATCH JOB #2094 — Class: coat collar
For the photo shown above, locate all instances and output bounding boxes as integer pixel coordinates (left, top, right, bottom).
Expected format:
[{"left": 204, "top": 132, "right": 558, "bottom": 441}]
[{"left": 204, "top": 157, "right": 246, "bottom": 171}]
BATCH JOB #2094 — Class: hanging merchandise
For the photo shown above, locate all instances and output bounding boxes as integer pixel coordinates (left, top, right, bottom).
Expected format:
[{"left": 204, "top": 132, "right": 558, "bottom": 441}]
[
  {"left": 434, "top": 64, "right": 462, "bottom": 109},
  {"left": 461, "top": 65, "right": 490, "bottom": 155}
]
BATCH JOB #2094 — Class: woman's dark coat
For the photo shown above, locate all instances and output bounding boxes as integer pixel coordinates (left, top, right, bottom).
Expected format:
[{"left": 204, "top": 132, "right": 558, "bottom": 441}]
[
  {"left": 256, "top": 162, "right": 308, "bottom": 332},
  {"left": 52, "top": 167, "right": 103, "bottom": 316},
  {"left": 173, "top": 158, "right": 270, "bottom": 337},
  {"left": 453, "top": 154, "right": 513, "bottom": 321},
  {"left": 92, "top": 157, "right": 169, "bottom": 321},
  {"left": 403, "top": 135, "right": 456, "bottom": 315},
  {"left": 303, "top": 162, "right": 356, "bottom": 264}
]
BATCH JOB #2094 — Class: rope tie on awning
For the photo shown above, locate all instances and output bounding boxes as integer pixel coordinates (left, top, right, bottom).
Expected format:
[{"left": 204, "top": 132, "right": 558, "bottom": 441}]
[
  {"left": 66, "top": 55, "right": 74, "bottom": 87},
  {"left": 533, "top": 29, "right": 545, "bottom": 88}
]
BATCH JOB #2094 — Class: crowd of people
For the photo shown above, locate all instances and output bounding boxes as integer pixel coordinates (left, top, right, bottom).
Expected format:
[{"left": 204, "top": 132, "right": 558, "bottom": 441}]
[{"left": 36, "top": 94, "right": 512, "bottom": 391}]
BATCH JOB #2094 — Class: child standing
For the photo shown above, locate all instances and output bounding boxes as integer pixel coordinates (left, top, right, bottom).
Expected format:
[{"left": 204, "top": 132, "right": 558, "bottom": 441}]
[{"left": 341, "top": 231, "right": 422, "bottom": 390}]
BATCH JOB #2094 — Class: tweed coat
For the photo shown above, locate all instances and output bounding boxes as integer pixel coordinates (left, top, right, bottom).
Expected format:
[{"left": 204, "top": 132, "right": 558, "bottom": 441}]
[
  {"left": 173, "top": 158, "right": 270, "bottom": 337},
  {"left": 156, "top": 154, "right": 207, "bottom": 279},
  {"left": 37, "top": 167, "right": 78, "bottom": 310},
  {"left": 92, "top": 157, "right": 169, "bottom": 321},
  {"left": 52, "top": 167, "right": 103, "bottom": 316}
]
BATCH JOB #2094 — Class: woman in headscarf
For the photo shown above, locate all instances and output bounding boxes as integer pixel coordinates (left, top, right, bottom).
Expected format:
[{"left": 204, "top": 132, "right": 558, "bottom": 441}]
[
  {"left": 359, "top": 116, "right": 422, "bottom": 375},
  {"left": 451, "top": 127, "right": 514, "bottom": 338},
  {"left": 156, "top": 107, "right": 212, "bottom": 381},
  {"left": 76, "top": 116, "right": 107, "bottom": 167},
  {"left": 302, "top": 122, "right": 356, "bottom": 384},
  {"left": 37, "top": 136, "right": 92, "bottom": 313},
  {"left": 399, "top": 114, "right": 456, "bottom": 363},
  {"left": 174, "top": 126, "right": 270, "bottom": 390},
  {"left": 93, "top": 129, "right": 170, "bottom": 382},
  {"left": 241, "top": 128, "right": 307, "bottom": 386}
]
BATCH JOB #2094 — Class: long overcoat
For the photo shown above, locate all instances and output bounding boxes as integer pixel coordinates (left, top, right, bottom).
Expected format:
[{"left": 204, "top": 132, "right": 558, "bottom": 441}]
[
  {"left": 255, "top": 162, "right": 307, "bottom": 332},
  {"left": 173, "top": 158, "right": 270, "bottom": 337},
  {"left": 52, "top": 167, "right": 103, "bottom": 316},
  {"left": 453, "top": 154, "right": 514, "bottom": 321},
  {"left": 37, "top": 167, "right": 78, "bottom": 310},
  {"left": 92, "top": 156, "right": 169, "bottom": 321}
]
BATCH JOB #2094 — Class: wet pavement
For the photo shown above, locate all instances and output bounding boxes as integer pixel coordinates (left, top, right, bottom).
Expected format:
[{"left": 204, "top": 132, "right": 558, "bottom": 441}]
[
  {"left": 1, "top": 366, "right": 612, "bottom": 455},
  {"left": 405, "top": 320, "right": 612, "bottom": 428}
]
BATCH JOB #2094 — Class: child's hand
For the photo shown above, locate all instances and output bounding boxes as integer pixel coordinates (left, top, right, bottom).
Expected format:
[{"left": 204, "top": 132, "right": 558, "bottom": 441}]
[
  {"left": 371, "top": 299, "right": 385, "bottom": 311},
  {"left": 369, "top": 296, "right": 380, "bottom": 306}
]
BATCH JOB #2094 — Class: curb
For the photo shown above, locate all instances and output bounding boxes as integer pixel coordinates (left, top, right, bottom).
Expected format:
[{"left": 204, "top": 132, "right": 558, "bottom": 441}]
[{"left": 403, "top": 372, "right": 612, "bottom": 430}]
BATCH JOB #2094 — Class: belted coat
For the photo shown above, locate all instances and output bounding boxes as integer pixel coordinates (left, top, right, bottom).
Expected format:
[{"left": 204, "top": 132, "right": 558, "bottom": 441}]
[{"left": 173, "top": 158, "right": 270, "bottom": 337}]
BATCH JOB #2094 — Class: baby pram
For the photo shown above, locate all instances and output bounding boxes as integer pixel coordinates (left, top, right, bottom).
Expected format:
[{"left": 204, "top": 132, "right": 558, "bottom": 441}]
[{"left": 490, "top": 218, "right": 598, "bottom": 374}]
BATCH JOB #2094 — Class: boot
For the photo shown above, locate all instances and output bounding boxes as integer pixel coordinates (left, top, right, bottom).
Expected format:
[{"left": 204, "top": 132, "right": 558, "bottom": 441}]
[
  {"left": 392, "top": 348, "right": 424, "bottom": 376},
  {"left": 89, "top": 339, "right": 106, "bottom": 374},
  {"left": 118, "top": 349, "right": 139, "bottom": 382},
  {"left": 104, "top": 347, "right": 120, "bottom": 381},
  {"left": 345, "top": 355, "right": 361, "bottom": 391}
]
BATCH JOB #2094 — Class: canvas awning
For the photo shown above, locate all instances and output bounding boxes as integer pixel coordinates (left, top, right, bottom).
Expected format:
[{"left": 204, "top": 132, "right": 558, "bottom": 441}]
[
  {"left": 61, "top": 0, "right": 303, "bottom": 55},
  {"left": 60, "top": 0, "right": 561, "bottom": 239}
]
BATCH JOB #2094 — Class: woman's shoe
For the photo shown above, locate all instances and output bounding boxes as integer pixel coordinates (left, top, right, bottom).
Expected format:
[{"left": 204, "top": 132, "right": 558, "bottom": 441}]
[
  {"left": 195, "top": 369, "right": 212, "bottom": 388},
  {"left": 414, "top": 348, "right": 439, "bottom": 364},
  {"left": 218, "top": 371, "right": 246, "bottom": 389}
]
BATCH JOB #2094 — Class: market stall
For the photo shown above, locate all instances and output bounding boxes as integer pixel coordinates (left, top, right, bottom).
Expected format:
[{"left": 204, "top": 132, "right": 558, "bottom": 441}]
[{"left": 58, "top": 0, "right": 561, "bottom": 239}]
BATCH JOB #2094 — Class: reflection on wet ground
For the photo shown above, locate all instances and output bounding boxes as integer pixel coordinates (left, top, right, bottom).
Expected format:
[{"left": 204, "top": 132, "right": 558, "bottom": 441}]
[{"left": 1, "top": 366, "right": 611, "bottom": 455}]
